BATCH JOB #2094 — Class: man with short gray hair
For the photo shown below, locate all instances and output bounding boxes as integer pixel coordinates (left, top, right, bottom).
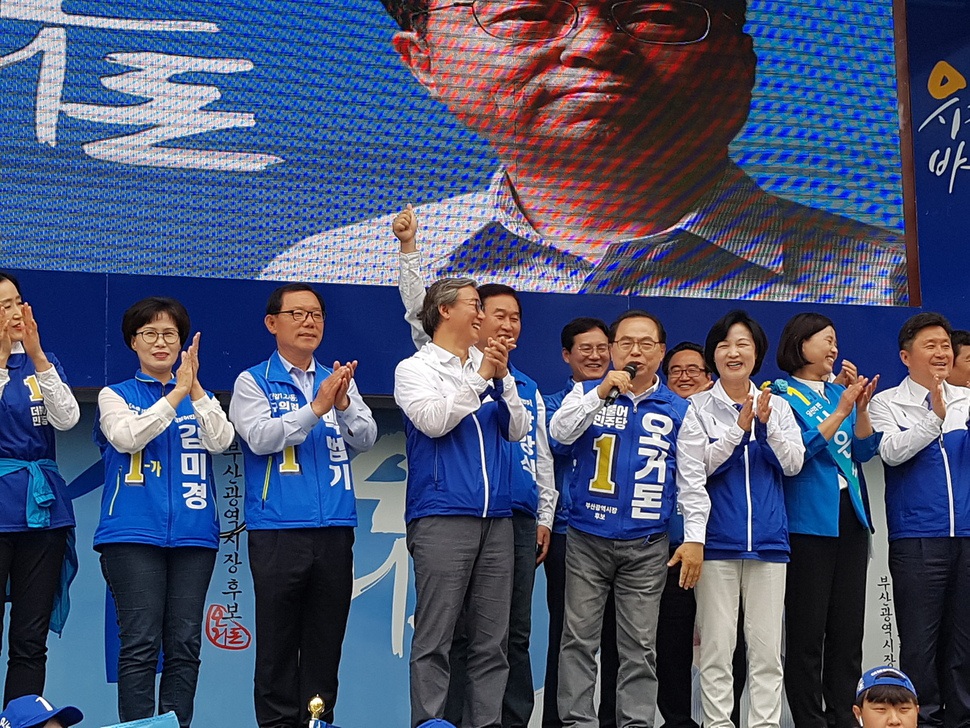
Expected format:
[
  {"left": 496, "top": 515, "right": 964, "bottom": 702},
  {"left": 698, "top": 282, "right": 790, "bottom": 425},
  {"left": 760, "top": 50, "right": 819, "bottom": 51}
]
[{"left": 394, "top": 277, "right": 530, "bottom": 727}]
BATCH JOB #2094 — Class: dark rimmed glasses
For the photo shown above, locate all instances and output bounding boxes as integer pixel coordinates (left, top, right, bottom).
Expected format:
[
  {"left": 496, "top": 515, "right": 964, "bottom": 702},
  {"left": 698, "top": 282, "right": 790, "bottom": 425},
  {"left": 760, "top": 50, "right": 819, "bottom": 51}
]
[{"left": 415, "top": 0, "right": 731, "bottom": 45}]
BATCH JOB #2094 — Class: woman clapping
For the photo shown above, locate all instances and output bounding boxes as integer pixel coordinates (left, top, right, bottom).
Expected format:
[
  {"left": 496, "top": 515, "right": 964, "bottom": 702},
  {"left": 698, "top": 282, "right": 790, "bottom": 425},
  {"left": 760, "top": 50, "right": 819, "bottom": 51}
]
[{"left": 94, "top": 297, "right": 234, "bottom": 728}]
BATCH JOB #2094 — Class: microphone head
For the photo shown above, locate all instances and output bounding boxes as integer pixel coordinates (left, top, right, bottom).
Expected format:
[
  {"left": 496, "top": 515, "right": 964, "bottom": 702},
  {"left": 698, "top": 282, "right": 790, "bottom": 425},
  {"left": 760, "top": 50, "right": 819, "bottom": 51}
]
[{"left": 623, "top": 363, "right": 640, "bottom": 377}]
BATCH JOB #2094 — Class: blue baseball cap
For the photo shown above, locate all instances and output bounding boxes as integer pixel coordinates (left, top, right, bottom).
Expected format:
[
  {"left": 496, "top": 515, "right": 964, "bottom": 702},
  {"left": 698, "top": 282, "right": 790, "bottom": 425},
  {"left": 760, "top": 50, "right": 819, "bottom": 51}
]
[
  {"left": 0, "top": 695, "right": 83, "bottom": 728},
  {"left": 856, "top": 666, "right": 918, "bottom": 699}
]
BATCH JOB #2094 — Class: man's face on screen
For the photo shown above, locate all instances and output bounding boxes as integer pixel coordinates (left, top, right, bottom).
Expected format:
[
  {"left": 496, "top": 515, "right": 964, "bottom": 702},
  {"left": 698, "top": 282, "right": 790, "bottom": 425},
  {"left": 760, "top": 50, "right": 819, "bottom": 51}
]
[{"left": 395, "top": 0, "right": 755, "bottom": 163}]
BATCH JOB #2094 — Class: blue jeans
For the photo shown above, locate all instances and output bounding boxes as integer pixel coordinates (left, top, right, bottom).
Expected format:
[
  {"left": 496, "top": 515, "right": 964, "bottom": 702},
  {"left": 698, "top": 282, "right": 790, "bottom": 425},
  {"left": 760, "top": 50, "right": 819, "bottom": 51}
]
[{"left": 100, "top": 544, "right": 216, "bottom": 728}]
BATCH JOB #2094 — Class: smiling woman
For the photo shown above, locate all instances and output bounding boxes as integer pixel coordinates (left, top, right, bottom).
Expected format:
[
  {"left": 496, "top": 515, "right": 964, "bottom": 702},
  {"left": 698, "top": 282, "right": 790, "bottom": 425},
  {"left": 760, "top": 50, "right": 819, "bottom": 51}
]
[
  {"left": 773, "top": 312, "right": 881, "bottom": 728},
  {"left": 0, "top": 271, "right": 80, "bottom": 706},
  {"left": 676, "top": 309, "right": 804, "bottom": 728},
  {"left": 93, "top": 297, "right": 234, "bottom": 728}
]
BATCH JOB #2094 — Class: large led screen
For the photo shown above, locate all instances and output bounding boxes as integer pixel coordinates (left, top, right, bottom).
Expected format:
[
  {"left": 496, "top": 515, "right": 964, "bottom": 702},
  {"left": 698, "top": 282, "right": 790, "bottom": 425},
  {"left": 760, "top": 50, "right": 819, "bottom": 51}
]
[{"left": 1, "top": 0, "right": 910, "bottom": 306}]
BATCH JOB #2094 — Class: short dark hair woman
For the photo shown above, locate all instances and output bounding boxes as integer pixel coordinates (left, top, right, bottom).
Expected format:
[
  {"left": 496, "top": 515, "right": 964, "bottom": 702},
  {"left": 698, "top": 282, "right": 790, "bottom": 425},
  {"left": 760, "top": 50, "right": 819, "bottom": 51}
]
[
  {"left": 772, "top": 312, "right": 881, "bottom": 728},
  {"left": 0, "top": 271, "right": 80, "bottom": 703},
  {"left": 94, "top": 297, "right": 234, "bottom": 728},
  {"left": 679, "top": 310, "right": 804, "bottom": 728}
]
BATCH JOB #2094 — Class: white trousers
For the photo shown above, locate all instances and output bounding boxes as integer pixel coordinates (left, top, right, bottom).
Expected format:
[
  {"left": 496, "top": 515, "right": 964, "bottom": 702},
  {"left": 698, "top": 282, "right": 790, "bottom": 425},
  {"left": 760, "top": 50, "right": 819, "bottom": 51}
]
[{"left": 695, "top": 559, "right": 786, "bottom": 728}]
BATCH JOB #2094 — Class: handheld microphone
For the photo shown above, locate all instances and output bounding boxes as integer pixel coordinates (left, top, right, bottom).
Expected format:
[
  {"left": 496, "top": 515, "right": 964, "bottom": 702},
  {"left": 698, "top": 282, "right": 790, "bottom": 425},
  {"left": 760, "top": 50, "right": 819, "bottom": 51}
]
[{"left": 604, "top": 363, "right": 639, "bottom": 407}]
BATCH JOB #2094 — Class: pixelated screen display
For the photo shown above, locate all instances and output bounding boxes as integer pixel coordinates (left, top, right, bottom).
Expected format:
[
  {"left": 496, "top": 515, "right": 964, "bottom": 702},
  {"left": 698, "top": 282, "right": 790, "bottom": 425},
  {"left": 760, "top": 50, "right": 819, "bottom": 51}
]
[{"left": 0, "top": 0, "right": 908, "bottom": 305}]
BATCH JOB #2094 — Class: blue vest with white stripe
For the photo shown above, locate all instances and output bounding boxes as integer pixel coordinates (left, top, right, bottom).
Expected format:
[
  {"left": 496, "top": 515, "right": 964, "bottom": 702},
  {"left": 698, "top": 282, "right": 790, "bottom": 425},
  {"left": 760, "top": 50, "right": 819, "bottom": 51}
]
[
  {"left": 94, "top": 373, "right": 219, "bottom": 549},
  {"left": 240, "top": 353, "right": 358, "bottom": 530}
]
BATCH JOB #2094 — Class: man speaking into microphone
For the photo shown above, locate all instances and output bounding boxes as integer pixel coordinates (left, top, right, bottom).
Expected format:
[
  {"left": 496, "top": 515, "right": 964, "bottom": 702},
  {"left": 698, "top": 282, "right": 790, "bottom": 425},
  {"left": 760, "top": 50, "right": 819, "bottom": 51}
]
[{"left": 549, "top": 310, "right": 711, "bottom": 726}]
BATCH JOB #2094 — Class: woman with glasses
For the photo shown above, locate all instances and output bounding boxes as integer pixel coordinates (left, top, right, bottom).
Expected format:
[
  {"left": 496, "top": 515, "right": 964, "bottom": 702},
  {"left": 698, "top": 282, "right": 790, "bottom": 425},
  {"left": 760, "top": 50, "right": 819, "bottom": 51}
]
[
  {"left": 677, "top": 310, "right": 804, "bottom": 728},
  {"left": 771, "top": 313, "right": 880, "bottom": 728},
  {"left": 94, "top": 297, "right": 234, "bottom": 728},
  {"left": 0, "top": 271, "right": 80, "bottom": 704}
]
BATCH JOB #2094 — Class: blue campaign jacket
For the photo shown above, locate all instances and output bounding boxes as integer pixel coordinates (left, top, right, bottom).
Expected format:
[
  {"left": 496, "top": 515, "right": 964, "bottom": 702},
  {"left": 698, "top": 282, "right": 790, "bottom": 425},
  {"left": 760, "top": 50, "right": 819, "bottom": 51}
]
[
  {"left": 567, "top": 381, "right": 687, "bottom": 540},
  {"left": 402, "top": 386, "right": 515, "bottom": 524},
  {"left": 0, "top": 352, "right": 75, "bottom": 532},
  {"left": 543, "top": 380, "right": 574, "bottom": 535},
  {"left": 883, "top": 431, "right": 970, "bottom": 540},
  {"left": 510, "top": 365, "right": 541, "bottom": 518},
  {"left": 870, "top": 380, "right": 970, "bottom": 540},
  {"left": 782, "top": 380, "right": 878, "bottom": 536},
  {"left": 240, "top": 354, "right": 358, "bottom": 530},
  {"left": 687, "top": 388, "right": 791, "bottom": 560},
  {"left": 94, "top": 373, "right": 219, "bottom": 549}
]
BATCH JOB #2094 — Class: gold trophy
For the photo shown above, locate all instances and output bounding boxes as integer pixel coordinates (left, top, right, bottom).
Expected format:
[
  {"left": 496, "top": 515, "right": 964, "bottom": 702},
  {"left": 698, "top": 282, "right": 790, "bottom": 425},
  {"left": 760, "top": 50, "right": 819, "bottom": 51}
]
[{"left": 308, "top": 695, "right": 326, "bottom": 728}]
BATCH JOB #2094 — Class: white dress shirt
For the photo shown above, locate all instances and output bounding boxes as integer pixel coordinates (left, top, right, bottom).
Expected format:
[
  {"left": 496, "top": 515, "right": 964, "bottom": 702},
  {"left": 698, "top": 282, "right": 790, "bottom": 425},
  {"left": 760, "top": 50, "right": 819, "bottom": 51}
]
[
  {"left": 869, "top": 376, "right": 970, "bottom": 467},
  {"left": 98, "top": 385, "right": 234, "bottom": 455},
  {"left": 230, "top": 353, "right": 377, "bottom": 457},
  {"left": 394, "top": 343, "right": 528, "bottom": 442},
  {"left": 0, "top": 343, "right": 80, "bottom": 431}
]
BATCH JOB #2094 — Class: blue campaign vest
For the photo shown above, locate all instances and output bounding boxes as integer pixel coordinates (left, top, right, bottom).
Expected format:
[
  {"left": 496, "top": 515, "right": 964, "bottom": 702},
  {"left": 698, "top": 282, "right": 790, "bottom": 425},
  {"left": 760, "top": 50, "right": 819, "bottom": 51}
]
[
  {"left": 240, "top": 353, "right": 358, "bottom": 530},
  {"left": 702, "top": 428, "right": 790, "bottom": 559},
  {"left": 93, "top": 373, "right": 219, "bottom": 549},
  {"left": 509, "top": 366, "right": 541, "bottom": 518},
  {"left": 567, "top": 381, "right": 687, "bottom": 540},
  {"left": 0, "top": 352, "right": 75, "bottom": 531},
  {"left": 543, "top": 380, "right": 574, "bottom": 534}
]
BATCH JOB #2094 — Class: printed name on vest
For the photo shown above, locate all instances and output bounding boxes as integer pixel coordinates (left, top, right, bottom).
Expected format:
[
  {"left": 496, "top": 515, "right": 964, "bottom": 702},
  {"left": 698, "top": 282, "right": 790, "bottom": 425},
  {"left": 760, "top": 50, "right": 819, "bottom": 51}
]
[{"left": 632, "top": 413, "right": 674, "bottom": 520}]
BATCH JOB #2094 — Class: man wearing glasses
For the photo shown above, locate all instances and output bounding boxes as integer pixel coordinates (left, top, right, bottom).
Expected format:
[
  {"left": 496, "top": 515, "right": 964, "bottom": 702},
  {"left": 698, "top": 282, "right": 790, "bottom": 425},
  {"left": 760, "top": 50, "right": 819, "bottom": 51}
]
[
  {"left": 662, "top": 343, "right": 713, "bottom": 400},
  {"left": 542, "top": 317, "right": 619, "bottom": 728},
  {"left": 394, "top": 277, "right": 529, "bottom": 727},
  {"left": 549, "top": 310, "right": 710, "bottom": 726},
  {"left": 229, "top": 283, "right": 377, "bottom": 728},
  {"left": 266, "top": 0, "right": 906, "bottom": 305}
]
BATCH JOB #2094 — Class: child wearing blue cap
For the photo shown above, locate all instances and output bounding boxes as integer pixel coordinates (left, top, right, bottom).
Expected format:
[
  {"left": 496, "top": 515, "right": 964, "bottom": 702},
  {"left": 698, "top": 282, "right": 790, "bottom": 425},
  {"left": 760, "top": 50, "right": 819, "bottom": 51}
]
[
  {"left": 853, "top": 667, "right": 918, "bottom": 728},
  {"left": 0, "top": 695, "right": 82, "bottom": 728}
]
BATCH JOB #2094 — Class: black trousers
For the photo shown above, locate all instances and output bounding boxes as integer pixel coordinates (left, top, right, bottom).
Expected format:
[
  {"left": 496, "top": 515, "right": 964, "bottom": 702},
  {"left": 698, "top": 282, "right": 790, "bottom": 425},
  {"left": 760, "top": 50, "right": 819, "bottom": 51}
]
[
  {"left": 784, "top": 490, "right": 869, "bottom": 728},
  {"left": 248, "top": 527, "right": 354, "bottom": 728},
  {"left": 542, "top": 531, "right": 619, "bottom": 728},
  {"left": 657, "top": 560, "right": 699, "bottom": 728},
  {"left": 0, "top": 527, "right": 68, "bottom": 707},
  {"left": 890, "top": 536, "right": 970, "bottom": 728}
]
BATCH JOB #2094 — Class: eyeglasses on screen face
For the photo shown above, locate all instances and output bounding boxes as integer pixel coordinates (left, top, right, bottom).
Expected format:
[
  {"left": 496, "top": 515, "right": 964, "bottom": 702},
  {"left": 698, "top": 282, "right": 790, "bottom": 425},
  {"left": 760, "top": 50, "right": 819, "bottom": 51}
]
[{"left": 416, "top": 0, "right": 728, "bottom": 45}]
